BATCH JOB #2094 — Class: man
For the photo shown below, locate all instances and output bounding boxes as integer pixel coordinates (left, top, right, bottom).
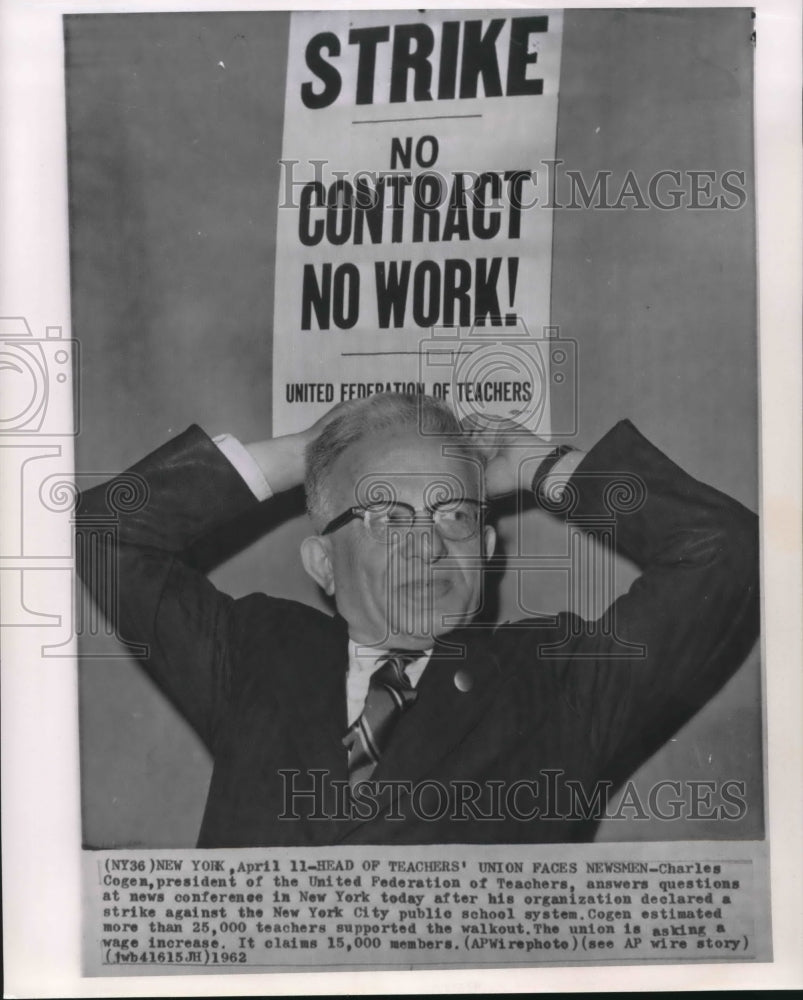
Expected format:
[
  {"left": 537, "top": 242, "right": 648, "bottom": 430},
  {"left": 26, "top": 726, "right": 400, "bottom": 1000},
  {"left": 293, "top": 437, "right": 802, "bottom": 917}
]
[{"left": 76, "top": 392, "right": 759, "bottom": 846}]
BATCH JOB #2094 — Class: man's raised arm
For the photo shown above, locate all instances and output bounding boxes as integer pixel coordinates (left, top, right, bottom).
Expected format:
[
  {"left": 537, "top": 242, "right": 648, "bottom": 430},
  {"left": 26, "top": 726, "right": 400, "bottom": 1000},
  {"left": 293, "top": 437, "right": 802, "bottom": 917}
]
[
  {"left": 74, "top": 419, "right": 319, "bottom": 747},
  {"left": 482, "top": 418, "right": 760, "bottom": 779}
]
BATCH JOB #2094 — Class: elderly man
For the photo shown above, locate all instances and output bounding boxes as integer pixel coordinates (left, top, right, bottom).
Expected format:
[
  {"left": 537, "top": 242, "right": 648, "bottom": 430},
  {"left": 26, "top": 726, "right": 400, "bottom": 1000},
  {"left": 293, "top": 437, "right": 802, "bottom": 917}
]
[{"left": 76, "top": 392, "right": 759, "bottom": 846}]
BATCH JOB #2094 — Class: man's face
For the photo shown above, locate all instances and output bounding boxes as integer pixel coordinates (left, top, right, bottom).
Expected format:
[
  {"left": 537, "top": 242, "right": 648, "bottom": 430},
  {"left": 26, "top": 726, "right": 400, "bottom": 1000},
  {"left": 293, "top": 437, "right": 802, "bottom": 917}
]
[{"left": 306, "top": 427, "right": 495, "bottom": 649}]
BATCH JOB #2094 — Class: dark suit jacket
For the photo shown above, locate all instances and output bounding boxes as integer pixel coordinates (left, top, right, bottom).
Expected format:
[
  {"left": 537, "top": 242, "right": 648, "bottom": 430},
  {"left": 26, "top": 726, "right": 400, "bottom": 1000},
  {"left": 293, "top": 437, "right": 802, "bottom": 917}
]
[{"left": 76, "top": 421, "right": 759, "bottom": 846}]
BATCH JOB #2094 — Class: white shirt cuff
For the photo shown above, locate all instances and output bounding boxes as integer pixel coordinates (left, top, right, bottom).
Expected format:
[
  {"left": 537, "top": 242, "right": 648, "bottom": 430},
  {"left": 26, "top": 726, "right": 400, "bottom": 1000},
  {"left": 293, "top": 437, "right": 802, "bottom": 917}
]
[
  {"left": 212, "top": 434, "right": 274, "bottom": 501},
  {"left": 539, "top": 448, "right": 586, "bottom": 499}
]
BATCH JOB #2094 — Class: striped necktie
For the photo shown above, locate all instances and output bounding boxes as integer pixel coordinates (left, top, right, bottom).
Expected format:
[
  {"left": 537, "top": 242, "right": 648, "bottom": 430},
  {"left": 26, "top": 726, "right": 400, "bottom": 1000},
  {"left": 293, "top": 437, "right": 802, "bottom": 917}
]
[{"left": 343, "top": 652, "right": 419, "bottom": 787}]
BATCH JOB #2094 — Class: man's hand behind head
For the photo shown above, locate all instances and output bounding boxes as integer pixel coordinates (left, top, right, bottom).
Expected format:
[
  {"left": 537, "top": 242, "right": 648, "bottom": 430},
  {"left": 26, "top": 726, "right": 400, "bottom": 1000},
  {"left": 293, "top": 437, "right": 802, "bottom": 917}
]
[
  {"left": 459, "top": 413, "right": 552, "bottom": 498},
  {"left": 241, "top": 401, "right": 360, "bottom": 496}
]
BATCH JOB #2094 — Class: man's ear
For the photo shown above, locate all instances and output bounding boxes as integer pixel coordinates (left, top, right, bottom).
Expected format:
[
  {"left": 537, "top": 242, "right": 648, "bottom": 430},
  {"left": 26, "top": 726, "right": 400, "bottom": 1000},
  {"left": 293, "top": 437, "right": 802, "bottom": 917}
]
[
  {"left": 483, "top": 524, "right": 497, "bottom": 559},
  {"left": 300, "top": 535, "right": 335, "bottom": 595}
]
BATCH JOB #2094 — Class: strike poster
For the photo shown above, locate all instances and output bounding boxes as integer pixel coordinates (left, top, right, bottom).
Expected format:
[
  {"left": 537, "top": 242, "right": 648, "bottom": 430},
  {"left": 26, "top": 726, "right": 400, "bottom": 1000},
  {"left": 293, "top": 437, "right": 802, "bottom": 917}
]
[{"left": 272, "top": 9, "right": 563, "bottom": 436}]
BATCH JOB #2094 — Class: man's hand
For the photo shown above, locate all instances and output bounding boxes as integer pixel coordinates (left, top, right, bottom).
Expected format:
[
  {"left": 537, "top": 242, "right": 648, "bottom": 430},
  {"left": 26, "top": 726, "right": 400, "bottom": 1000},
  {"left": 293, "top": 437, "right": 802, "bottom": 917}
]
[
  {"left": 243, "top": 401, "right": 353, "bottom": 495},
  {"left": 460, "top": 414, "right": 557, "bottom": 498}
]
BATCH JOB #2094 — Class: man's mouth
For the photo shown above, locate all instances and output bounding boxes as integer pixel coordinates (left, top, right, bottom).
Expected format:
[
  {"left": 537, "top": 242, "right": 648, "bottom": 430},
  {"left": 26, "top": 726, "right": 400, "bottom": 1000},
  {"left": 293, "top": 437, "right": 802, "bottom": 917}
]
[{"left": 397, "top": 577, "right": 452, "bottom": 598}]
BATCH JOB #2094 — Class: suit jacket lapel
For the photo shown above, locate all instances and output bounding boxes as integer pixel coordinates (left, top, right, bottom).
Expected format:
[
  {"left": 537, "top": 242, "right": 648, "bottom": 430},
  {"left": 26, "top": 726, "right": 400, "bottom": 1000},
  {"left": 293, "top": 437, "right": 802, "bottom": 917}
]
[{"left": 376, "top": 640, "right": 501, "bottom": 783}]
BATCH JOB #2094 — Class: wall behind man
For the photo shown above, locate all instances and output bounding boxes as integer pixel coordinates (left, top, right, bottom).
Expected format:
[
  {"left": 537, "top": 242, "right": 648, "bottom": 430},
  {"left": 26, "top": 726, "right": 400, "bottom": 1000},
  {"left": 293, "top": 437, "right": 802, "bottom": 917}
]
[{"left": 67, "top": 8, "right": 760, "bottom": 847}]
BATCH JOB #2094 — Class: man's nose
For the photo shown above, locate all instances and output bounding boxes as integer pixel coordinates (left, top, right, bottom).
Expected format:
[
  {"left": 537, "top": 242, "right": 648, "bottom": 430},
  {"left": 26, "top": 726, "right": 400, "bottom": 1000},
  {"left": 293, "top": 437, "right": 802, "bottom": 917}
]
[{"left": 392, "top": 521, "right": 448, "bottom": 561}]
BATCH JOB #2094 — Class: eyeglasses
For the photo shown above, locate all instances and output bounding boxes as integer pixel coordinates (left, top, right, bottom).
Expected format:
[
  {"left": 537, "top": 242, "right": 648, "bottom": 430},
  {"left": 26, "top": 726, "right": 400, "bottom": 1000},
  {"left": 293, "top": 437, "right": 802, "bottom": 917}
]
[{"left": 321, "top": 498, "right": 487, "bottom": 542}]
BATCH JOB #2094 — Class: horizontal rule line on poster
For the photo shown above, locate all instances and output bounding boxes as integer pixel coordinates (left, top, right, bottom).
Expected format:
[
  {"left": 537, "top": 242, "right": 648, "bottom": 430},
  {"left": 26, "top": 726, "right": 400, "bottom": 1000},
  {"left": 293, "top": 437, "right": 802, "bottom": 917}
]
[
  {"left": 340, "top": 348, "right": 487, "bottom": 356},
  {"left": 353, "top": 114, "right": 484, "bottom": 125}
]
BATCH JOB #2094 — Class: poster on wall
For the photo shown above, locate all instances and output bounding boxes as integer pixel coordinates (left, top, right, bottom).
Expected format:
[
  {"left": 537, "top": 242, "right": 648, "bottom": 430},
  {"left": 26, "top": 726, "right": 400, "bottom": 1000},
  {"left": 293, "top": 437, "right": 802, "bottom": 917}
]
[
  {"left": 2, "top": 1, "right": 801, "bottom": 995},
  {"left": 272, "top": 9, "right": 564, "bottom": 436}
]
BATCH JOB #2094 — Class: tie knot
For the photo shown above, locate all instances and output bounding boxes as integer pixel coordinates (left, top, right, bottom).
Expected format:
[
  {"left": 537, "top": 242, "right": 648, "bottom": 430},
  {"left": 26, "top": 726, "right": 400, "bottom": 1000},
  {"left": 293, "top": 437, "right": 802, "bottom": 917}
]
[
  {"left": 378, "top": 649, "right": 420, "bottom": 668},
  {"left": 374, "top": 651, "right": 419, "bottom": 691}
]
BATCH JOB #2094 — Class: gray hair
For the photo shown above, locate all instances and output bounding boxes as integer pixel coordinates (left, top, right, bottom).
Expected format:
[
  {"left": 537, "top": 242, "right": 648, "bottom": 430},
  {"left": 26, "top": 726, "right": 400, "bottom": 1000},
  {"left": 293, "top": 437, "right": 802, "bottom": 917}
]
[{"left": 304, "top": 392, "right": 485, "bottom": 529}]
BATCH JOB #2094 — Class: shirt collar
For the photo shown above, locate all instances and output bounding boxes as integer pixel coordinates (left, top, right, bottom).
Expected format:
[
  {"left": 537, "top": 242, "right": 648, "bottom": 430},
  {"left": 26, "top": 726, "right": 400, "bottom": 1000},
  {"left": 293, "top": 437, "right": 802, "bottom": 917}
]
[
  {"left": 348, "top": 638, "right": 432, "bottom": 664},
  {"left": 347, "top": 639, "right": 433, "bottom": 683}
]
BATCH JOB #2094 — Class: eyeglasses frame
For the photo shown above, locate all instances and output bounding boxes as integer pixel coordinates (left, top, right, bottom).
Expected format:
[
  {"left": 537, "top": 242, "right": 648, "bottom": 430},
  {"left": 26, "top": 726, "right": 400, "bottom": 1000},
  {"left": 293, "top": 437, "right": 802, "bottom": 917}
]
[{"left": 320, "top": 497, "right": 488, "bottom": 540}]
